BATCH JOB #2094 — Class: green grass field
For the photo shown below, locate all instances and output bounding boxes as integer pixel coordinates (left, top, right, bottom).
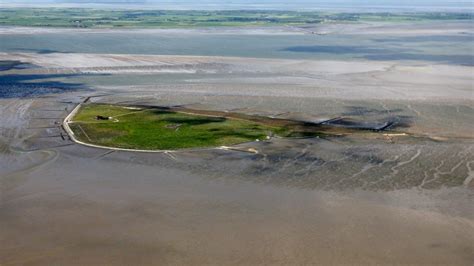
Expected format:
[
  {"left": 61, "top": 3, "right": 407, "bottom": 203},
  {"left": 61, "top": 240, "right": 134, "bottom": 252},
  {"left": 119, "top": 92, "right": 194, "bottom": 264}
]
[
  {"left": 0, "top": 9, "right": 470, "bottom": 28},
  {"left": 69, "top": 104, "right": 289, "bottom": 150}
]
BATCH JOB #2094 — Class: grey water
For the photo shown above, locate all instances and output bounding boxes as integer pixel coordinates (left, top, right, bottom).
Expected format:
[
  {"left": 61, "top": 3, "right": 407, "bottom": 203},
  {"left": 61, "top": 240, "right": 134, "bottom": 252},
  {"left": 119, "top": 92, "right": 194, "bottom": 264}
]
[{"left": 1, "top": 26, "right": 473, "bottom": 65}]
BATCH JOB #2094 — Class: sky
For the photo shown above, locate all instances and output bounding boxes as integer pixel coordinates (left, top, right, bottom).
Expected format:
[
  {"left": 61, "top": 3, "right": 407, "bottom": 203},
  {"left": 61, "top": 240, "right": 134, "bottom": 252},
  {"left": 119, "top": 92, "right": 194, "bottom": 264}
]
[{"left": 0, "top": 0, "right": 472, "bottom": 12}]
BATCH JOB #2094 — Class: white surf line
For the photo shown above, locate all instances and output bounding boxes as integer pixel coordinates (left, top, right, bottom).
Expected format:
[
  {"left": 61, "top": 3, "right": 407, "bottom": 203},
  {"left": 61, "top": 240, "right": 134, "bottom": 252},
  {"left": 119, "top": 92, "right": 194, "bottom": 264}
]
[{"left": 62, "top": 103, "right": 260, "bottom": 154}]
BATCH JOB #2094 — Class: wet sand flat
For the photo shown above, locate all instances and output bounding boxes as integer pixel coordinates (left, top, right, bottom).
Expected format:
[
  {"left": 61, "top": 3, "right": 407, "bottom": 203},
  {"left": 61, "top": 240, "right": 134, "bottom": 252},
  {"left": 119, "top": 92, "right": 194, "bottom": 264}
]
[{"left": 1, "top": 22, "right": 473, "bottom": 265}]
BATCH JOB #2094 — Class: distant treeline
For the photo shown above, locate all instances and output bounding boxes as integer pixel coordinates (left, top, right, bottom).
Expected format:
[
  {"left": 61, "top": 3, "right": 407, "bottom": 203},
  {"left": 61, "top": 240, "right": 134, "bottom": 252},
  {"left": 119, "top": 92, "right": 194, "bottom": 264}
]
[{"left": 0, "top": 9, "right": 471, "bottom": 28}]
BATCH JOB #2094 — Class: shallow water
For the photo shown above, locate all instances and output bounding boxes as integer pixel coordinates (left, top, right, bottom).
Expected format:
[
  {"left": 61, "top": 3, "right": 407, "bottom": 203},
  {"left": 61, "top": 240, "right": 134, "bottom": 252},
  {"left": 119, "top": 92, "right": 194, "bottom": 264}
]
[{"left": 1, "top": 23, "right": 472, "bottom": 65}]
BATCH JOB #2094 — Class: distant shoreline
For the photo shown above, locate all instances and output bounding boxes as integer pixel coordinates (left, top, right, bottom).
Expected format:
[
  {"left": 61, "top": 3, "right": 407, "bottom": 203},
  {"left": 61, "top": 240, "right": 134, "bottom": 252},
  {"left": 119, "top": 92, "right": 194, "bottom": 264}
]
[{"left": 0, "top": 8, "right": 471, "bottom": 29}]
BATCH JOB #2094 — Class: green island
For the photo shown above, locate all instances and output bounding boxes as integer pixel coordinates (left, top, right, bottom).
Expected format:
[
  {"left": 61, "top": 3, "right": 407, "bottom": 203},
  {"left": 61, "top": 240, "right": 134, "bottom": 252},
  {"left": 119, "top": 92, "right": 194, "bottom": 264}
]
[
  {"left": 68, "top": 103, "right": 325, "bottom": 150},
  {"left": 0, "top": 8, "right": 470, "bottom": 28}
]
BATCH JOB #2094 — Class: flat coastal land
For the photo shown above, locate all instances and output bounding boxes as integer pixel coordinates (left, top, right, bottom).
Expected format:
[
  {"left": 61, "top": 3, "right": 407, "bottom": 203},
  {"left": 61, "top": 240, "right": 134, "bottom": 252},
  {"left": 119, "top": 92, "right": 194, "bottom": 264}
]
[
  {"left": 0, "top": 9, "right": 470, "bottom": 28},
  {"left": 0, "top": 12, "right": 473, "bottom": 265}
]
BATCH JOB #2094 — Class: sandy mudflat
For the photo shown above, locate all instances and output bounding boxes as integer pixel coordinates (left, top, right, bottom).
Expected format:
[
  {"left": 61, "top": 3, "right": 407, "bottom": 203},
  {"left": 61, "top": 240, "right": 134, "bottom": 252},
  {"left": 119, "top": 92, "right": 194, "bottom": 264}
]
[
  {"left": 1, "top": 23, "right": 473, "bottom": 265},
  {"left": 1, "top": 20, "right": 472, "bottom": 36},
  {"left": 2, "top": 52, "right": 472, "bottom": 103}
]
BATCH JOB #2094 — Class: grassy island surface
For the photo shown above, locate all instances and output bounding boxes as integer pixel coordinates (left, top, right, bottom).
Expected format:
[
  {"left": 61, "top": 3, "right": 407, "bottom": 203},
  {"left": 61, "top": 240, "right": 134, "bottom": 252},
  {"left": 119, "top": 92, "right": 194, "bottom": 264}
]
[{"left": 69, "top": 103, "right": 300, "bottom": 150}]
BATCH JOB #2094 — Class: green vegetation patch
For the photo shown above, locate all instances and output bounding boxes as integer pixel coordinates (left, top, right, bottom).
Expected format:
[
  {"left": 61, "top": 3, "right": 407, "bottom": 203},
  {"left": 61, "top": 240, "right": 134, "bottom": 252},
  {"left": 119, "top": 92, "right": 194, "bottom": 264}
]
[
  {"left": 0, "top": 9, "right": 470, "bottom": 28},
  {"left": 69, "top": 103, "right": 296, "bottom": 150}
]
